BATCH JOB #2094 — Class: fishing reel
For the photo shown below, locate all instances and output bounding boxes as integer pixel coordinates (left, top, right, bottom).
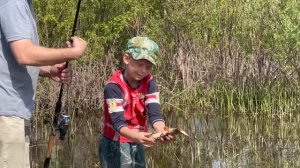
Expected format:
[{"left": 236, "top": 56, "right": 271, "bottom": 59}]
[{"left": 56, "top": 113, "right": 71, "bottom": 140}]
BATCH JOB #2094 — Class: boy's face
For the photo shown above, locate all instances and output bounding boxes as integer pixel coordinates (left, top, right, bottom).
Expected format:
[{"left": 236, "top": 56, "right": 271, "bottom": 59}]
[{"left": 123, "top": 53, "right": 153, "bottom": 81}]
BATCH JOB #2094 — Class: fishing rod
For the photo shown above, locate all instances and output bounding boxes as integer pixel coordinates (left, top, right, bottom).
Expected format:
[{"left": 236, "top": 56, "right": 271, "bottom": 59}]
[{"left": 44, "top": 0, "right": 82, "bottom": 167}]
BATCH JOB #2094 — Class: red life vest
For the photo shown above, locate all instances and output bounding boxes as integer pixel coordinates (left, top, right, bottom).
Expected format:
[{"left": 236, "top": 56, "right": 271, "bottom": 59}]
[{"left": 103, "top": 70, "right": 153, "bottom": 142}]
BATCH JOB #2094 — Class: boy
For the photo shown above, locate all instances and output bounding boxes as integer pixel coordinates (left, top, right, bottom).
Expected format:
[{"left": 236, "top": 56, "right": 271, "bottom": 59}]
[{"left": 99, "top": 36, "right": 172, "bottom": 168}]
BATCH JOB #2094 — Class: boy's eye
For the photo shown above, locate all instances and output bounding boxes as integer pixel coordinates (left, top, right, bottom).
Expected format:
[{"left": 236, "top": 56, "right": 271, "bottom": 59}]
[
  {"left": 134, "top": 61, "right": 144, "bottom": 67},
  {"left": 137, "top": 62, "right": 143, "bottom": 66},
  {"left": 145, "top": 65, "right": 153, "bottom": 70},
  {"left": 132, "top": 59, "right": 153, "bottom": 70}
]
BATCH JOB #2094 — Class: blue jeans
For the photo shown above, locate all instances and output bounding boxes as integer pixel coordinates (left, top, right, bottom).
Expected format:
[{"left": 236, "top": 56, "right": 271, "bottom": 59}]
[{"left": 99, "top": 136, "right": 146, "bottom": 168}]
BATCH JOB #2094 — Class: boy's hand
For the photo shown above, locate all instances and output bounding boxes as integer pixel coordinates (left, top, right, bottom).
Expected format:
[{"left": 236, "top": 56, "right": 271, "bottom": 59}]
[
  {"left": 119, "top": 127, "right": 156, "bottom": 147},
  {"left": 151, "top": 131, "right": 174, "bottom": 143},
  {"left": 157, "top": 133, "right": 174, "bottom": 143},
  {"left": 134, "top": 132, "right": 156, "bottom": 148}
]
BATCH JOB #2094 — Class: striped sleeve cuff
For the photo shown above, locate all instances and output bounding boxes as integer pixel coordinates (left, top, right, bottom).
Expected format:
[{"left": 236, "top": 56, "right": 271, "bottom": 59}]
[{"left": 145, "top": 92, "right": 160, "bottom": 105}]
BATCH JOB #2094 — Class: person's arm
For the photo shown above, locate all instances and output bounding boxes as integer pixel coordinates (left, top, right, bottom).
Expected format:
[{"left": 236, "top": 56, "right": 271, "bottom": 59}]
[
  {"left": 9, "top": 37, "right": 87, "bottom": 66},
  {"left": 119, "top": 127, "right": 155, "bottom": 147},
  {"left": 152, "top": 121, "right": 166, "bottom": 132},
  {"left": 1, "top": 1, "right": 87, "bottom": 66},
  {"left": 146, "top": 78, "right": 174, "bottom": 142},
  {"left": 146, "top": 78, "right": 165, "bottom": 129},
  {"left": 39, "top": 63, "right": 71, "bottom": 84},
  {"left": 104, "top": 83, "right": 127, "bottom": 131}
]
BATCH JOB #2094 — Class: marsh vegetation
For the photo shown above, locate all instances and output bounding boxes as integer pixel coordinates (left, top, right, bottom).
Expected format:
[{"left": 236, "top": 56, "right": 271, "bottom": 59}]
[{"left": 31, "top": 0, "right": 300, "bottom": 167}]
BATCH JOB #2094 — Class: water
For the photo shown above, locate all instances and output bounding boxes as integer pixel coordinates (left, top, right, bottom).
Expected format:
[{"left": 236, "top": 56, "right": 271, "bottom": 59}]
[
  {"left": 31, "top": 111, "right": 300, "bottom": 167},
  {"left": 146, "top": 112, "right": 300, "bottom": 168}
]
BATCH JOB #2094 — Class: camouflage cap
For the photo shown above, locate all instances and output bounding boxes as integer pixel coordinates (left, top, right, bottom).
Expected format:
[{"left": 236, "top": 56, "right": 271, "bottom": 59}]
[{"left": 125, "top": 36, "right": 159, "bottom": 65}]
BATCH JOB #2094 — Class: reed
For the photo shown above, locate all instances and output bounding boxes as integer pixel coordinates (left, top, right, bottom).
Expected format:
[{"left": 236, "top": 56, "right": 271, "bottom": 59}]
[
  {"left": 30, "top": 0, "right": 300, "bottom": 167},
  {"left": 31, "top": 57, "right": 300, "bottom": 167}
]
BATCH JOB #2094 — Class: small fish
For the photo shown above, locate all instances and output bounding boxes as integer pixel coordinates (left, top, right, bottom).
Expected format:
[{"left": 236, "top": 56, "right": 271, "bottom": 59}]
[{"left": 151, "top": 127, "right": 191, "bottom": 140}]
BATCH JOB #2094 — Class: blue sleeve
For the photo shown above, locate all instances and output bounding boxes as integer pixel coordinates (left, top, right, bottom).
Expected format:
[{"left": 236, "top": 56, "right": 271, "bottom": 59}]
[
  {"left": 1, "top": 0, "right": 32, "bottom": 42},
  {"left": 146, "top": 78, "right": 165, "bottom": 125},
  {"left": 104, "top": 83, "right": 127, "bottom": 132}
]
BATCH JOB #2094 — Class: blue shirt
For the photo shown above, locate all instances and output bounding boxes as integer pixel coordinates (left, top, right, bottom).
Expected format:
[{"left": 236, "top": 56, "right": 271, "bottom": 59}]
[{"left": 0, "top": 0, "right": 39, "bottom": 120}]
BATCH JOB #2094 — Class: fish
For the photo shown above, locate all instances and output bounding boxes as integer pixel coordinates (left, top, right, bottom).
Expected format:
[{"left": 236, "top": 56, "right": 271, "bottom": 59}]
[{"left": 150, "top": 127, "right": 191, "bottom": 140}]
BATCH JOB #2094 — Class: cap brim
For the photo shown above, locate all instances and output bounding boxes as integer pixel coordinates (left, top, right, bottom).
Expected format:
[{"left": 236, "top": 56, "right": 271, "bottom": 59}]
[{"left": 134, "top": 57, "right": 156, "bottom": 65}]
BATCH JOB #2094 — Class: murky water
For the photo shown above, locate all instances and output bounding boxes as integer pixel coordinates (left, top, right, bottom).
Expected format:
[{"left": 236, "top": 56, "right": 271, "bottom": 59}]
[
  {"left": 146, "top": 112, "right": 300, "bottom": 168},
  {"left": 31, "top": 111, "right": 300, "bottom": 167}
]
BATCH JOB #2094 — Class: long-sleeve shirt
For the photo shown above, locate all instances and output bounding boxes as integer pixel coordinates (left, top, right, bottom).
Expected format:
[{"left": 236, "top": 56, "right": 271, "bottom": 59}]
[{"left": 104, "top": 77, "right": 164, "bottom": 132}]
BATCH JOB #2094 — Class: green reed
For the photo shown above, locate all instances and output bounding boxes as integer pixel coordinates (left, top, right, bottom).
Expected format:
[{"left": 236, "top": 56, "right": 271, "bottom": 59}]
[{"left": 31, "top": 62, "right": 300, "bottom": 168}]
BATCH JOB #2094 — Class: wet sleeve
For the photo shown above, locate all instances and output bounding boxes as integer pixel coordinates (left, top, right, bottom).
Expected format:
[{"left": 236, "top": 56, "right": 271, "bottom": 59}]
[
  {"left": 145, "top": 78, "right": 165, "bottom": 125},
  {"left": 104, "top": 83, "right": 127, "bottom": 132}
]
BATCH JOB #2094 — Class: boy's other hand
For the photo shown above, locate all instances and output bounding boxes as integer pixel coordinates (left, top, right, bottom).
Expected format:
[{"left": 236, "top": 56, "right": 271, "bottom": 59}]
[{"left": 135, "top": 132, "right": 156, "bottom": 148}]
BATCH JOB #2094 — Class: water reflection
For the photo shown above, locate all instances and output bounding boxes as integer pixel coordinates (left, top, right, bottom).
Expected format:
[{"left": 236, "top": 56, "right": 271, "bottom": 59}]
[
  {"left": 212, "top": 159, "right": 223, "bottom": 168},
  {"left": 30, "top": 112, "right": 300, "bottom": 167},
  {"left": 146, "top": 112, "right": 300, "bottom": 168}
]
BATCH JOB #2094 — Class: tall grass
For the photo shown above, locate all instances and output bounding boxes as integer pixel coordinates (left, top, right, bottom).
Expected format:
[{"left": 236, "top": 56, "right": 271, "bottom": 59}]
[
  {"left": 30, "top": 0, "right": 300, "bottom": 167},
  {"left": 31, "top": 57, "right": 300, "bottom": 167}
]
